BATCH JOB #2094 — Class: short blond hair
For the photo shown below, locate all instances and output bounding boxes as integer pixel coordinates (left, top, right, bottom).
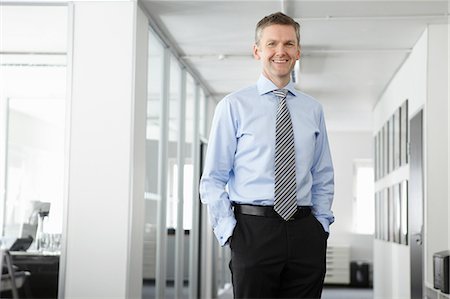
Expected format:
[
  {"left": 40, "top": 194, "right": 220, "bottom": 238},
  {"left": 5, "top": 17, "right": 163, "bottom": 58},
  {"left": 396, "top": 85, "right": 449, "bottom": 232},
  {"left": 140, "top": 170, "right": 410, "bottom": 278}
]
[{"left": 255, "top": 12, "right": 300, "bottom": 46}]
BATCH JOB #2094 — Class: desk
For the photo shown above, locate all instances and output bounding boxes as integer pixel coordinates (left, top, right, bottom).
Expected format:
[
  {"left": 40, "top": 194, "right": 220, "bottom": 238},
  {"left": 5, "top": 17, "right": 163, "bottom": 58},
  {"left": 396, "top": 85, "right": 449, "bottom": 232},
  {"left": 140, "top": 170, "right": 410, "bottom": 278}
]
[{"left": 9, "top": 252, "right": 59, "bottom": 299}]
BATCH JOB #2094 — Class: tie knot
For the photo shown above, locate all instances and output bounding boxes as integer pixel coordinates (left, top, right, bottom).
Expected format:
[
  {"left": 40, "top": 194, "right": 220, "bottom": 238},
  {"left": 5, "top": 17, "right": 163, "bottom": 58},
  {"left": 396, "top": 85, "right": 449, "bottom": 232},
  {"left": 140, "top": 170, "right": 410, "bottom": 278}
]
[{"left": 273, "top": 89, "right": 288, "bottom": 100}]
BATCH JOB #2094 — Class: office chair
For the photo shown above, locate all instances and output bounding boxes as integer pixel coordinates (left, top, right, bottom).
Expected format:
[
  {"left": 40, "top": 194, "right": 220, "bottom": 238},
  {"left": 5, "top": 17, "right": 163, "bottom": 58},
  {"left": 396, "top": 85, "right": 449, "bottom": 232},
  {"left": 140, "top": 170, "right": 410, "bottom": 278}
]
[{"left": 1, "top": 249, "right": 30, "bottom": 299}]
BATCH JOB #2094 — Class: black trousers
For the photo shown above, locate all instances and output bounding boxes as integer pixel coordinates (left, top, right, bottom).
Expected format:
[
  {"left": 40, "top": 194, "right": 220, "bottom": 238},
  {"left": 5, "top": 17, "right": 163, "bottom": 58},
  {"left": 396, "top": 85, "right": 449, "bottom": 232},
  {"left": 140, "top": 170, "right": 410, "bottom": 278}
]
[{"left": 229, "top": 211, "right": 328, "bottom": 299}]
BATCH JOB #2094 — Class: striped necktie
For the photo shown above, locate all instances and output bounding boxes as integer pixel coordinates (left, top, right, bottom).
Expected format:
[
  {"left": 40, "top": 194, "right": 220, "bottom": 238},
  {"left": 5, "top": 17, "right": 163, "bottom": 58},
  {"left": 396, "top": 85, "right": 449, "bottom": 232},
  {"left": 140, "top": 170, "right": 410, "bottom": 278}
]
[{"left": 273, "top": 89, "right": 298, "bottom": 220}]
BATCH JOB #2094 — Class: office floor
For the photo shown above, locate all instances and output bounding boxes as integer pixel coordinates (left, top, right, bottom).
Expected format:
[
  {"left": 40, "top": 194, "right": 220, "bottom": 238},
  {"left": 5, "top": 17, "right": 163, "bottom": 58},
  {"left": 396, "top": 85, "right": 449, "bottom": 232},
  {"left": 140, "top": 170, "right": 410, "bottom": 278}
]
[
  {"left": 321, "top": 286, "right": 373, "bottom": 299},
  {"left": 218, "top": 286, "right": 373, "bottom": 299},
  {"left": 141, "top": 281, "right": 373, "bottom": 299}
]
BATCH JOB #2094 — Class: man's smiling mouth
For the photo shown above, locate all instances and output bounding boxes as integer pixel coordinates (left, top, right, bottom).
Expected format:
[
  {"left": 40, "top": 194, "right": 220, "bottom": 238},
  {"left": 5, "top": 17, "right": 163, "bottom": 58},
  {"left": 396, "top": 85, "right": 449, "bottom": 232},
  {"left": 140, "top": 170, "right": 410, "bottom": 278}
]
[{"left": 273, "top": 59, "right": 289, "bottom": 63}]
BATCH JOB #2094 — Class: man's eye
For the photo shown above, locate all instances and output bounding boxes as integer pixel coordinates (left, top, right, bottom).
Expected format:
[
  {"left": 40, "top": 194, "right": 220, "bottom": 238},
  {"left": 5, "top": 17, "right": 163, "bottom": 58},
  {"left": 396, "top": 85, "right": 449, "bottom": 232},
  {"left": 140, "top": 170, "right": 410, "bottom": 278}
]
[{"left": 267, "top": 42, "right": 275, "bottom": 46}]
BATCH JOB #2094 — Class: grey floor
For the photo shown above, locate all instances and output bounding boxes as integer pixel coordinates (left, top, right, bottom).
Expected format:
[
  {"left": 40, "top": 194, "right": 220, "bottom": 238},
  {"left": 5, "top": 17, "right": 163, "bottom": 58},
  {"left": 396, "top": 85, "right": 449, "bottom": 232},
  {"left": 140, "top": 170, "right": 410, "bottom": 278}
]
[
  {"left": 322, "top": 287, "right": 373, "bottom": 299},
  {"left": 142, "top": 281, "right": 373, "bottom": 299},
  {"left": 218, "top": 286, "right": 373, "bottom": 299}
]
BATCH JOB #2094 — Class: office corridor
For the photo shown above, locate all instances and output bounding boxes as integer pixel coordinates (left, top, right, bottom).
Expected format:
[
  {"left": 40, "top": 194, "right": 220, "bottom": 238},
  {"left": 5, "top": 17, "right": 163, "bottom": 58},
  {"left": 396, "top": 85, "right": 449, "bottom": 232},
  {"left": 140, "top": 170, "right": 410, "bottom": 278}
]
[{"left": 0, "top": 2, "right": 449, "bottom": 299}]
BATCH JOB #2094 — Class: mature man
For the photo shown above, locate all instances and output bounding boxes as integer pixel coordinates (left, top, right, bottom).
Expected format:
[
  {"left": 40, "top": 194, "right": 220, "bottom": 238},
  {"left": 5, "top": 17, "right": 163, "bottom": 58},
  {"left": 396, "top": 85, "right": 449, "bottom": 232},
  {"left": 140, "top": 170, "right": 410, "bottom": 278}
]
[{"left": 200, "top": 12, "right": 334, "bottom": 299}]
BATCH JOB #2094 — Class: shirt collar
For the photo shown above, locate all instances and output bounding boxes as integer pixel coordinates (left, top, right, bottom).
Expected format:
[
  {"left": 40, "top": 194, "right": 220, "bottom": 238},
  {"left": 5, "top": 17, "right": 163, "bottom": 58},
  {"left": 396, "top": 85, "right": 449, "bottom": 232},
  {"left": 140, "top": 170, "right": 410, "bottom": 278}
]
[{"left": 256, "top": 74, "right": 299, "bottom": 98}]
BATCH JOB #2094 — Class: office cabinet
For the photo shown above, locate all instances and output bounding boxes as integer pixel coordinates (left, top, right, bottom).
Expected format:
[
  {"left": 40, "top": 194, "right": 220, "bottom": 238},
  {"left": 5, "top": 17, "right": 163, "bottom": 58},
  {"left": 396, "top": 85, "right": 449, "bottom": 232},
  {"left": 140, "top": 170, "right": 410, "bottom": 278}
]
[{"left": 324, "top": 246, "right": 350, "bottom": 285}]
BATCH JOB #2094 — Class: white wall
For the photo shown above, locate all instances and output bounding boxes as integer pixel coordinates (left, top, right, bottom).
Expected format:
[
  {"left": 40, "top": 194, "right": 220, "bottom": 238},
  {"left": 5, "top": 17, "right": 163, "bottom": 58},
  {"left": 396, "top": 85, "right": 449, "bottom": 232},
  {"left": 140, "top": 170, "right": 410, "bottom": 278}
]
[
  {"left": 372, "top": 27, "right": 428, "bottom": 299},
  {"left": 373, "top": 23, "right": 449, "bottom": 299},
  {"left": 327, "top": 131, "right": 374, "bottom": 262},
  {"left": 424, "top": 23, "right": 449, "bottom": 288},
  {"left": 61, "top": 2, "right": 148, "bottom": 298}
]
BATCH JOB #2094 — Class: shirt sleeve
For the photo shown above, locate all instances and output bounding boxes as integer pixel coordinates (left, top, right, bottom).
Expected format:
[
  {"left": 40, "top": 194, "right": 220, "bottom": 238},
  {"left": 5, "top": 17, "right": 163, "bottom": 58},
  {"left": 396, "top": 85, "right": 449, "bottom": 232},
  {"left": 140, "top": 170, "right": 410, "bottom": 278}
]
[
  {"left": 199, "top": 97, "right": 237, "bottom": 246},
  {"left": 311, "top": 107, "right": 335, "bottom": 233}
]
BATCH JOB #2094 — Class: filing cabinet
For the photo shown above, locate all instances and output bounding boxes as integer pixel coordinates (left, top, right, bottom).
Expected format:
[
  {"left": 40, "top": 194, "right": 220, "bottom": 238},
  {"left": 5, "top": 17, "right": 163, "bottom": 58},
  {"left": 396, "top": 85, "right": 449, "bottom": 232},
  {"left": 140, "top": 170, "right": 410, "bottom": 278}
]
[{"left": 324, "top": 246, "right": 350, "bottom": 285}]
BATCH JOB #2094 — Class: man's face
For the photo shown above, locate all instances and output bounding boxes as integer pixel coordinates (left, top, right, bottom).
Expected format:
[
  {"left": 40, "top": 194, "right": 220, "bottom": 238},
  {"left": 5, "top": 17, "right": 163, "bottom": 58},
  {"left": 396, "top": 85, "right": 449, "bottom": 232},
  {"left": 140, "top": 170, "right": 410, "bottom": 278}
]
[{"left": 253, "top": 24, "right": 300, "bottom": 86}]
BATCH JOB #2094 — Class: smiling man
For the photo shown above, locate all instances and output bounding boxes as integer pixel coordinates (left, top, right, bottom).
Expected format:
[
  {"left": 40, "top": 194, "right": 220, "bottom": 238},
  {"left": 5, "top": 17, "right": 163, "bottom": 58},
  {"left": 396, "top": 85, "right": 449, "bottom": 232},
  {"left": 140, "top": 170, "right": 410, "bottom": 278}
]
[{"left": 200, "top": 12, "right": 335, "bottom": 299}]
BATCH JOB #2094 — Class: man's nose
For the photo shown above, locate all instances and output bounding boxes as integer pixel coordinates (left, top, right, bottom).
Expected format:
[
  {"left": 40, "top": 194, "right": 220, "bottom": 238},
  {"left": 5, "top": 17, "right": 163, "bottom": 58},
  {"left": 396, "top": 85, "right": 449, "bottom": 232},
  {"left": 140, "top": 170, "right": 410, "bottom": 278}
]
[{"left": 275, "top": 44, "right": 287, "bottom": 54}]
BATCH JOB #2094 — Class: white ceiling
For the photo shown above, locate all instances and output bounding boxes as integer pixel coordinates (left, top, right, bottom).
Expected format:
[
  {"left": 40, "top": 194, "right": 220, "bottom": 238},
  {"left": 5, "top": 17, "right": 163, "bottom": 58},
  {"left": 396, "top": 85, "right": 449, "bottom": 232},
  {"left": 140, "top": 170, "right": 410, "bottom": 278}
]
[{"left": 141, "top": 0, "right": 449, "bottom": 131}]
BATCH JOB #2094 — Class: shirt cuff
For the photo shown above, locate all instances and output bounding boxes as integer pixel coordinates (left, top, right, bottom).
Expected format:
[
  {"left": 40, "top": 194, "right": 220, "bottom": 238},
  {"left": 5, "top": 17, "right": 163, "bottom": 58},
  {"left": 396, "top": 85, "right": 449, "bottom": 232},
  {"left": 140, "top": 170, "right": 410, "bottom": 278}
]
[
  {"left": 316, "top": 217, "right": 330, "bottom": 233},
  {"left": 213, "top": 215, "right": 237, "bottom": 247}
]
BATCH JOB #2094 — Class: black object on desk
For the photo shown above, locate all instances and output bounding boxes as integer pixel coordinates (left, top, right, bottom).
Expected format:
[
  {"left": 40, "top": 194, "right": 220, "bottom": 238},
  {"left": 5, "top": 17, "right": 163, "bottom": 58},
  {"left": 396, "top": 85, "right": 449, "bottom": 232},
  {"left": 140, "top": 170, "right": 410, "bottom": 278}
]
[
  {"left": 9, "top": 237, "right": 33, "bottom": 252},
  {"left": 10, "top": 252, "right": 59, "bottom": 299}
]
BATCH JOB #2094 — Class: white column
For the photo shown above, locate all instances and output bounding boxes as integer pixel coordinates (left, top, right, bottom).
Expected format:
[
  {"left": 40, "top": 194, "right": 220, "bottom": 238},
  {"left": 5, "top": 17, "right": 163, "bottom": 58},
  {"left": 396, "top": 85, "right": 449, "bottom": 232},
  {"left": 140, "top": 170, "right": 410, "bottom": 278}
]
[{"left": 60, "top": 2, "right": 148, "bottom": 298}]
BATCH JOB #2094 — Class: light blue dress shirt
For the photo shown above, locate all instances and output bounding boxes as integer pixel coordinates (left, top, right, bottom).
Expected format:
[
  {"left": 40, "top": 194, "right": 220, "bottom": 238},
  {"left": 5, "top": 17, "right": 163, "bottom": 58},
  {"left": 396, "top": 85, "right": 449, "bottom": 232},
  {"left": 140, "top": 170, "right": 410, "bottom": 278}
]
[{"left": 200, "top": 75, "right": 335, "bottom": 246}]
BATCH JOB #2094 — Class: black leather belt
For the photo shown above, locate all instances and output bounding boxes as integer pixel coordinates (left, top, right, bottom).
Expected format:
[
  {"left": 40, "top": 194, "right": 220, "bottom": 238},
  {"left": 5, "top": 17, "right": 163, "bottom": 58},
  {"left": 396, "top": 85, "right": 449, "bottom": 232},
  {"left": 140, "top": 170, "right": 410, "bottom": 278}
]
[{"left": 234, "top": 204, "right": 311, "bottom": 220}]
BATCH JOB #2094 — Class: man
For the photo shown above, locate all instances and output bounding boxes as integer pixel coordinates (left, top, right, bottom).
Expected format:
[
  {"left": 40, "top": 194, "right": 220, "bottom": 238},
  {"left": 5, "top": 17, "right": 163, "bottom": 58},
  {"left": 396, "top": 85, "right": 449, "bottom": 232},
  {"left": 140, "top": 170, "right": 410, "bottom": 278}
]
[{"left": 200, "top": 12, "right": 334, "bottom": 299}]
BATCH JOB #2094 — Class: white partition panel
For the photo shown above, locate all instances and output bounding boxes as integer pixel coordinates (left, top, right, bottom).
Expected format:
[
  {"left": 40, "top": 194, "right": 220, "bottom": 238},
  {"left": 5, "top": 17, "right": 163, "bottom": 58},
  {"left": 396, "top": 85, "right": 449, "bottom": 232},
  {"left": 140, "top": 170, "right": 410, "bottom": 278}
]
[
  {"left": 425, "top": 23, "right": 449, "bottom": 286},
  {"left": 61, "top": 2, "right": 147, "bottom": 298},
  {"left": 127, "top": 5, "right": 149, "bottom": 299}
]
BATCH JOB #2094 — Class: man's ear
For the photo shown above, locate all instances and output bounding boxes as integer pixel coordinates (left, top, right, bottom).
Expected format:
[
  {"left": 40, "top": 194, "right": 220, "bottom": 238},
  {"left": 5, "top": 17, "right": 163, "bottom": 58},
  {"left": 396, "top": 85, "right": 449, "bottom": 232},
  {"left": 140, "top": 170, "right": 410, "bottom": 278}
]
[
  {"left": 253, "top": 44, "right": 261, "bottom": 60},
  {"left": 296, "top": 45, "right": 301, "bottom": 60}
]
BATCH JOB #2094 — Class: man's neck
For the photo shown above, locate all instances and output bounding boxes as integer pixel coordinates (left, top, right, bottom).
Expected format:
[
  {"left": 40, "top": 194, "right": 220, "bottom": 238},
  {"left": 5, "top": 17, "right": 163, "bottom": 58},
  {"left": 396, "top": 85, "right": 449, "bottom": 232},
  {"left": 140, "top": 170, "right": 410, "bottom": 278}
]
[{"left": 262, "top": 73, "right": 290, "bottom": 89}]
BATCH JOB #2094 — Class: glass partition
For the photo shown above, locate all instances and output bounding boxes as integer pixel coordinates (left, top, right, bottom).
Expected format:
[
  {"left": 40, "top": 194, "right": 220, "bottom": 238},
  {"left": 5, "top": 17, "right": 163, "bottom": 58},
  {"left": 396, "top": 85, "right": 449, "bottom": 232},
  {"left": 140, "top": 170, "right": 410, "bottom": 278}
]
[
  {"left": 167, "top": 55, "right": 181, "bottom": 231},
  {"left": 184, "top": 74, "right": 195, "bottom": 231},
  {"left": 0, "top": 4, "right": 67, "bottom": 248},
  {"left": 0, "top": 5, "right": 67, "bottom": 299},
  {"left": 143, "top": 29, "right": 164, "bottom": 295},
  {"left": 143, "top": 24, "right": 220, "bottom": 299},
  {"left": 4, "top": 98, "right": 65, "bottom": 241}
]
